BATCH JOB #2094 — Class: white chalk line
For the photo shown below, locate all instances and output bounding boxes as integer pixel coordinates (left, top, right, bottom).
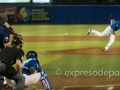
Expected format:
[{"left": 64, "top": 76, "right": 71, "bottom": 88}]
[
  {"left": 94, "top": 84, "right": 120, "bottom": 87},
  {"left": 63, "top": 84, "right": 120, "bottom": 90},
  {"left": 35, "top": 84, "right": 120, "bottom": 90}
]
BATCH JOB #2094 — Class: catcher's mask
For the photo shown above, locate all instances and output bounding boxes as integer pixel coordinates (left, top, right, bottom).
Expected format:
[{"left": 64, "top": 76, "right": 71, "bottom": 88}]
[
  {"left": 5, "top": 14, "right": 16, "bottom": 25},
  {"left": 26, "top": 51, "right": 38, "bottom": 59},
  {"left": 11, "top": 38, "right": 22, "bottom": 48}
]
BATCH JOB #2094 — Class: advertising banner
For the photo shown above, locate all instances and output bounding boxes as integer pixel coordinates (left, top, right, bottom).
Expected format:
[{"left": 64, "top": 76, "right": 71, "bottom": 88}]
[{"left": 17, "top": 6, "right": 50, "bottom": 24}]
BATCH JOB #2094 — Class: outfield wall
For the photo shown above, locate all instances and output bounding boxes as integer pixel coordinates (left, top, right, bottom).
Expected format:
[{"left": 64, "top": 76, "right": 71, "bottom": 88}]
[
  {"left": 0, "top": 5, "right": 120, "bottom": 24},
  {"left": 50, "top": 6, "right": 120, "bottom": 24}
]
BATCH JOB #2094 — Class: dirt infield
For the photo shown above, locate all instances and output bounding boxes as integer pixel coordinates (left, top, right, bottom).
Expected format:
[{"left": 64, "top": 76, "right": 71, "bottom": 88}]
[
  {"left": 23, "top": 36, "right": 120, "bottom": 55},
  {"left": 3, "top": 36, "right": 120, "bottom": 90},
  {"left": 4, "top": 76, "right": 120, "bottom": 90},
  {"left": 48, "top": 47, "right": 120, "bottom": 55},
  {"left": 23, "top": 36, "right": 120, "bottom": 42}
]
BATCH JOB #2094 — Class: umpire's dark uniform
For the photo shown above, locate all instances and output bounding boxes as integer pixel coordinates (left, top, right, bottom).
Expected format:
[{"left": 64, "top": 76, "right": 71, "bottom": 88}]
[{"left": 0, "top": 38, "right": 25, "bottom": 90}]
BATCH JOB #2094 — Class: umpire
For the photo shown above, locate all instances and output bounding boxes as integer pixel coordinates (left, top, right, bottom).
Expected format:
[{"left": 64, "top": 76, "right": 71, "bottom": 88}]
[{"left": 0, "top": 37, "right": 25, "bottom": 90}]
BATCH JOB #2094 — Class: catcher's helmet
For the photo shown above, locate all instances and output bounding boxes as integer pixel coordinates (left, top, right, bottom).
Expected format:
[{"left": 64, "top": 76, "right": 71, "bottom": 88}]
[
  {"left": 26, "top": 51, "right": 38, "bottom": 59},
  {"left": 11, "top": 38, "right": 22, "bottom": 48},
  {"left": 5, "top": 14, "right": 16, "bottom": 25}
]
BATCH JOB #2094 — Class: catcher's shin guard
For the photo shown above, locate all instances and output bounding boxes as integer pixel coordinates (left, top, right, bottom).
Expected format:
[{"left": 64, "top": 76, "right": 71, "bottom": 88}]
[{"left": 40, "top": 71, "right": 51, "bottom": 90}]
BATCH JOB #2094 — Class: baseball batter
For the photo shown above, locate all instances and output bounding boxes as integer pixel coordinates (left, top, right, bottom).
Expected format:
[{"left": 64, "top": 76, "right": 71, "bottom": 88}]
[
  {"left": 0, "top": 14, "right": 23, "bottom": 89},
  {"left": 11, "top": 51, "right": 51, "bottom": 90},
  {"left": 87, "top": 20, "right": 120, "bottom": 51}
]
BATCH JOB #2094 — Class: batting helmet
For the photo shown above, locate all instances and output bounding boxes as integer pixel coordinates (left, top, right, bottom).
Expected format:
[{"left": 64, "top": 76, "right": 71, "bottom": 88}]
[
  {"left": 5, "top": 14, "right": 16, "bottom": 25},
  {"left": 26, "top": 51, "right": 38, "bottom": 59},
  {"left": 11, "top": 38, "right": 22, "bottom": 48}
]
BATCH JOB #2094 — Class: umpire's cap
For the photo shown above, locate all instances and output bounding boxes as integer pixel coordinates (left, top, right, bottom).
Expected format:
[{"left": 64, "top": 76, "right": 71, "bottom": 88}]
[
  {"left": 5, "top": 14, "right": 16, "bottom": 25},
  {"left": 11, "top": 38, "right": 22, "bottom": 48}
]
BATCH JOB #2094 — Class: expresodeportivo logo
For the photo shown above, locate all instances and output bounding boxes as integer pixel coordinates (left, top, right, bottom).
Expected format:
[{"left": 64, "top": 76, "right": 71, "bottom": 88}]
[{"left": 55, "top": 69, "right": 120, "bottom": 78}]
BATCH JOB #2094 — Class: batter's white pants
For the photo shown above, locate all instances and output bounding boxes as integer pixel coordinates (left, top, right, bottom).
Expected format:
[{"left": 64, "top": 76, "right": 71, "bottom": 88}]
[
  {"left": 91, "top": 26, "right": 115, "bottom": 50},
  {"left": 11, "top": 70, "right": 51, "bottom": 90}
]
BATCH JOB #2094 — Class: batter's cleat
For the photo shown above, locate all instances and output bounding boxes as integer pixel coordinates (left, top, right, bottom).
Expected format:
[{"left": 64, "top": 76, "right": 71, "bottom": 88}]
[
  {"left": 11, "top": 88, "right": 15, "bottom": 90},
  {"left": 104, "top": 49, "right": 108, "bottom": 52},
  {"left": 87, "top": 29, "right": 92, "bottom": 35}
]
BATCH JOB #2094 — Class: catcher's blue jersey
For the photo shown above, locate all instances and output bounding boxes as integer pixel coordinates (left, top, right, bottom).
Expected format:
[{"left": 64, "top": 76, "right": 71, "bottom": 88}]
[
  {"left": 22, "top": 58, "right": 40, "bottom": 75},
  {"left": 111, "top": 20, "right": 120, "bottom": 31}
]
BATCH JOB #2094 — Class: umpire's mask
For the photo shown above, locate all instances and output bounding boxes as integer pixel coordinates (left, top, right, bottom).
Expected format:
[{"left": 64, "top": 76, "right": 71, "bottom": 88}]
[{"left": 11, "top": 38, "right": 22, "bottom": 48}]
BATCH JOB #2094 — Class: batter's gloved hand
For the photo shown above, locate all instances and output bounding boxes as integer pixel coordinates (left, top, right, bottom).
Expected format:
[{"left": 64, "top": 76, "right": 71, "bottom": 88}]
[
  {"left": 9, "top": 26, "right": 15, "bottom": 34},
  {"left": 13, "top": 33, "right": 23, "bottom": 40},
  {"left": 9, "top": 26, "right": 14, "bottom": 30}
]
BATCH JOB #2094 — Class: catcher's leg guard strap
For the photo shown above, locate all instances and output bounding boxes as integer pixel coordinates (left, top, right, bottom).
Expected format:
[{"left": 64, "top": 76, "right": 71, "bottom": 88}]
[{"left": 40, "top": 71, "right": 51, "bottom": 90}]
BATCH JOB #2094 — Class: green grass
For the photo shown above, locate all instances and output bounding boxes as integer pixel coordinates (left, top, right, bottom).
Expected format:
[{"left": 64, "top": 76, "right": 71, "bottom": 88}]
[
  {"left": 14, "top": 24, "right": 120, "bottom": 76},
  {"left": 42, "top": 55, "right": 120, "bottom": 75},
  {"left": 15, "top": 24, "right": 111, "bottom": 36}
]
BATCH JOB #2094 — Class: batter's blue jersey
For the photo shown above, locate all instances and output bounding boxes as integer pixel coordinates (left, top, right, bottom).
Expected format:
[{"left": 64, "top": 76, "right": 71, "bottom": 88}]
[
  {"left": 22, "top": 58, "right": 40, "bottom": 75},
  {"left": 0, "top": 24, "right": 10, "bottom": 49},
  {"left": 111, "top": 20, "right": 120, "bottom": 31}
]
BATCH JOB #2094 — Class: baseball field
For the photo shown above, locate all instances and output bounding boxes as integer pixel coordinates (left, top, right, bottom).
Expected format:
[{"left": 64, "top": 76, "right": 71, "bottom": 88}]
[{"left": 5, "top": 24, "right": 120, "bottom": 90}]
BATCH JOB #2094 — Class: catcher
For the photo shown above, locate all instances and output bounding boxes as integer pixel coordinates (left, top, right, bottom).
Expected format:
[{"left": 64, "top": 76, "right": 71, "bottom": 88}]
[{"left": 11, "top": 51, "right": 52, "bottom": 90}]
